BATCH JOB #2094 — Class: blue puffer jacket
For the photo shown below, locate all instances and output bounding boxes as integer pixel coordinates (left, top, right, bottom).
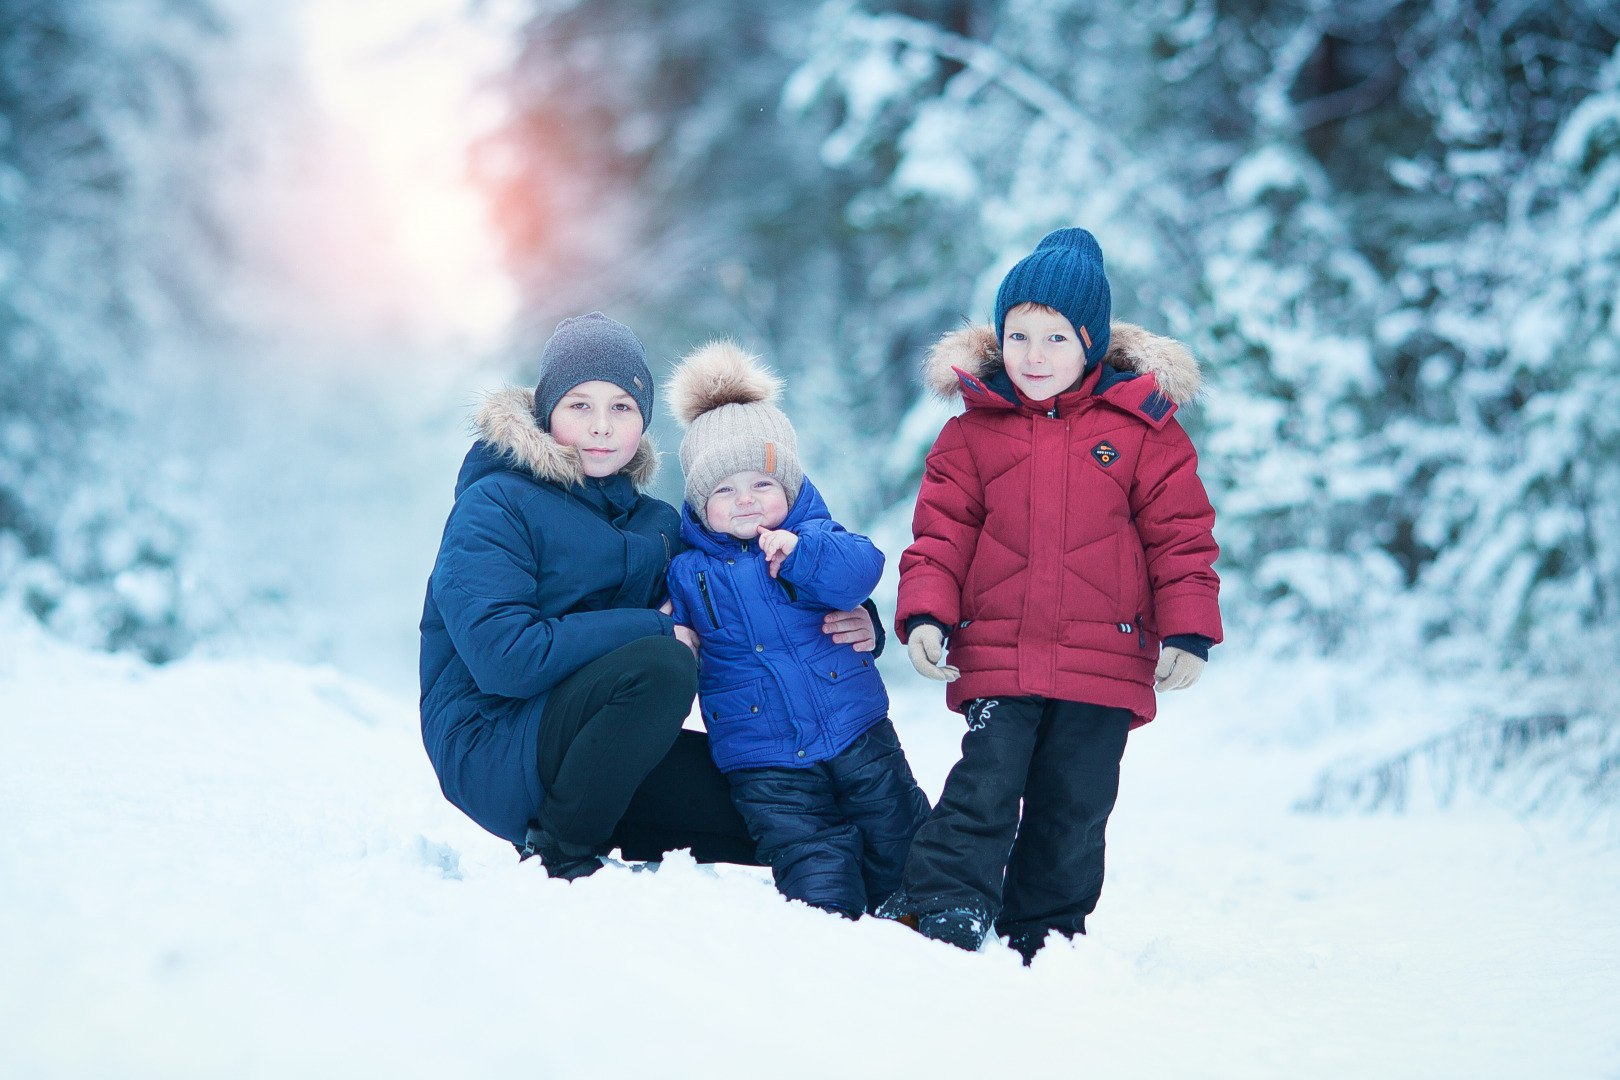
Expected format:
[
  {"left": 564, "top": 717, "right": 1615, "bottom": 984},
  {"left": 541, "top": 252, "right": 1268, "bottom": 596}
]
[
  {"left": 668, "top": 478, "right": 887, "bottom": 773},
  {"left": 419, "top": 387, "right": 680, "bottom": 845}
]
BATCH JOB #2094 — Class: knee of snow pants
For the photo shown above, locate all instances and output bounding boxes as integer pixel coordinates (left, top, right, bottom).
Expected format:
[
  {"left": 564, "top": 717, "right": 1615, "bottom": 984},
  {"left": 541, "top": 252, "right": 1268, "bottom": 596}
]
[
  {"left": 727, "top": 765, "right": 867, "bottom": 916},
  {"left": 820, "top": 719, "right": 932, "bottom": 911}
]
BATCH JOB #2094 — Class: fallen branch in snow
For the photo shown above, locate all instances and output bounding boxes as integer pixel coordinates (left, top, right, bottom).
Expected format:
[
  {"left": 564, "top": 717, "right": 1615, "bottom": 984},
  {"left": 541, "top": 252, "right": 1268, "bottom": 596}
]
[{"left": 1298, "top": 711, "right": 1620, "bottom": 836}]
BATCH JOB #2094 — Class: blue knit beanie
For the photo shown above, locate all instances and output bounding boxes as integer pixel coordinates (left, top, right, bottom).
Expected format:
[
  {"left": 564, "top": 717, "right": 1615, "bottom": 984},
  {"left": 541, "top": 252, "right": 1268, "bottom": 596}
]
[
  {"left": 532, "top": 312, "right": 654, "bottom": 430},
  {"left": 993, "top": 227, "right": 1112, "bottom": 369}
]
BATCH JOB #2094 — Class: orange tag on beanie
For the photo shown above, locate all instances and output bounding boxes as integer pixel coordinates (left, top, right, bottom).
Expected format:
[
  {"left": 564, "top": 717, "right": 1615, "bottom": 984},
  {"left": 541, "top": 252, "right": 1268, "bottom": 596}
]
[
  {"left": 765, "top": 441, "right": 776, "bottom": 473},
  {"left": 1078, "top": 325, "right": 1092, "bottom": 350}
]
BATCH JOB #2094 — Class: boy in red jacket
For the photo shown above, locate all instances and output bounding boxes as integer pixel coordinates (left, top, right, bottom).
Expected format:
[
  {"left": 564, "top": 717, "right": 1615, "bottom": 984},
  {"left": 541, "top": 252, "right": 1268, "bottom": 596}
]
[{"left": 877, "top": 227, "right": 1222, "bottom": 962}]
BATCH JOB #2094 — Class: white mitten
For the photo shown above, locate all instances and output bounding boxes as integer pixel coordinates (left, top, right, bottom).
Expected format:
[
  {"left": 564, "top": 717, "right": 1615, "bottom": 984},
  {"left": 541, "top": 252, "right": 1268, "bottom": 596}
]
[
  {"left": 1154, "top": 646, "right": 1205, "bottom": 691},
  {"left": 906, "top": 623, "right": 960, "bottom": 682}
]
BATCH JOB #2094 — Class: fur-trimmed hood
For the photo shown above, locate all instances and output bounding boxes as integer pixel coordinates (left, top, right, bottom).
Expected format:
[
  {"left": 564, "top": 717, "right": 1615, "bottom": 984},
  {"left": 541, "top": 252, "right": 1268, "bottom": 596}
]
[
  {"left": 923, "top": 321, "right": 1202, "bottom": 406},
  {"left": 472, "top": 386, "right": 660, "bottom": 490}
]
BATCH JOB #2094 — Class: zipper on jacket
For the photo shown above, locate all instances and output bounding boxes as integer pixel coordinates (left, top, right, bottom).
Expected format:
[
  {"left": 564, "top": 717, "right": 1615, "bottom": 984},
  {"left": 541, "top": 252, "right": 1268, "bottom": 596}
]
[
  {"left": 697, "top": 571, "right": 721, "bottom": 628},
  {"left": 777, "top": 576, "right": 798, "bottom": 603},
  {"left": 661, "top": 532, "right": 671, "bottom": 567},
  {"left": 1136, "top": 612, "right": 1146, "bottom": 650}
]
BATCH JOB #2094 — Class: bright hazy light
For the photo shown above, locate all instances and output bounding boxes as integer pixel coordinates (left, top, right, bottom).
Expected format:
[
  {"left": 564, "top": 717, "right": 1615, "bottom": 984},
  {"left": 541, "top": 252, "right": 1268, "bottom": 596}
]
[{"left": 295, "top": 0, "right": 522, "bottom": 345}]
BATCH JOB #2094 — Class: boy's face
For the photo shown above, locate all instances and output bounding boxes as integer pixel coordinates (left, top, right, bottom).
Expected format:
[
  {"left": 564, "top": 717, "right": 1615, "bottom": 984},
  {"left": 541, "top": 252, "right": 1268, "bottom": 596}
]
[
  {"left": 705, "top": 470, "right": 789, "bottom": 539},
  {"left": 1002, "top": 303, "right": 1086, "bottom": 403},
  {"left": 547, "top": 380, "right": 645, "bottom": 477}
]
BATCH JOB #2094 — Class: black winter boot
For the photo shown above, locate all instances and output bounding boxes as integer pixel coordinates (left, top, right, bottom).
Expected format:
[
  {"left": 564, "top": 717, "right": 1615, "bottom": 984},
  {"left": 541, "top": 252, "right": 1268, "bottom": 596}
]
[
  {"left": 1003, "top": 927, "right": 1073, "bottom": 965},
  {"left": 917, "top": 907, "right": 990, "bottom": 952},
  {"left": 1004, "top": 929, "right": 1046, "bottom": 965},
  {"left": 518, "top": 822, "right": 604, "bottom": 881}
]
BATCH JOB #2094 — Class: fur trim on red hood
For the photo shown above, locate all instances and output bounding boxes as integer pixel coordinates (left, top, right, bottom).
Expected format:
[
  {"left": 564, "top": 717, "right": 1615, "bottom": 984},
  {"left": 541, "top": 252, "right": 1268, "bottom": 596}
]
[{"left": 923, "top": 321, "right": 1202, "bottom": 405}]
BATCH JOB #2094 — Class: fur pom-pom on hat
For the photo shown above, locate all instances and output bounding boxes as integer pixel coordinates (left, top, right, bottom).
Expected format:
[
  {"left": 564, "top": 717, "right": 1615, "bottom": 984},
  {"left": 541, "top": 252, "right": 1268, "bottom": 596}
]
[
  {"left": 665, "top": 341, "right": 802, "bottom": 512},
  {"left": 666, "top": 340, "right": 785, "bottom": 426}
]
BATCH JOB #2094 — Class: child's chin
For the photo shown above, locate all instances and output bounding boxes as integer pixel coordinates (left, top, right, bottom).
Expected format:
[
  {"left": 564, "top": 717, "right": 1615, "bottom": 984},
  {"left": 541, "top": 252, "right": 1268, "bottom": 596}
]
[{"left": 580, "top": 457, "right": 625, "bottom": 477}]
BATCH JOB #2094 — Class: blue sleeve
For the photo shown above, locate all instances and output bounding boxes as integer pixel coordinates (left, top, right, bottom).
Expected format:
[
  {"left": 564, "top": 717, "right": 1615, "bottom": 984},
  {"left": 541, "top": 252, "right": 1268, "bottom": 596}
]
[
  {"left": 432, "top": 483, "right": 674, "bottom": 700},
  {"left": 778, "top": 519, "right": 884, "bottom": 612}
]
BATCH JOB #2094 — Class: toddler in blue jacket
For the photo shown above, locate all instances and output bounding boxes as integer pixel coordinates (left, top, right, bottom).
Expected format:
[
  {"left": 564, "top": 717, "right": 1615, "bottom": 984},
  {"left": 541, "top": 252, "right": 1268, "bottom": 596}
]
[{"left": 664, "top": 341, "right": 931, "bottom": 918}]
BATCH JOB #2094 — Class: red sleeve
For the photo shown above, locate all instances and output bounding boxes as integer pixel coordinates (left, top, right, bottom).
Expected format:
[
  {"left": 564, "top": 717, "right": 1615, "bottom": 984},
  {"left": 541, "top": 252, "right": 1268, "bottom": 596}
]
[
  {"left": 1130, "top": 418, "right": 1223, "bottom": 643},
  {"left": 896, "top": 415, "right": 984, "bottom": 634}
]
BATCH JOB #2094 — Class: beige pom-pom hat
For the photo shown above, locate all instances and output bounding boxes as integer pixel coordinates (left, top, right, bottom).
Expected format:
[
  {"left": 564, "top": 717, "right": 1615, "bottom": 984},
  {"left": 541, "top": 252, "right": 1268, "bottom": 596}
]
[{"left": 665, "top": 341, "right": 803, "bottom": 513}]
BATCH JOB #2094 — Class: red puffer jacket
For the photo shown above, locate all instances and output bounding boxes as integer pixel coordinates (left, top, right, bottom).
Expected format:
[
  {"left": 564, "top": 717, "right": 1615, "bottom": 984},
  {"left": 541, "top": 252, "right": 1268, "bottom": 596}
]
[{"left": 896, "top": 322, "right": 1222, "bottom": 723}]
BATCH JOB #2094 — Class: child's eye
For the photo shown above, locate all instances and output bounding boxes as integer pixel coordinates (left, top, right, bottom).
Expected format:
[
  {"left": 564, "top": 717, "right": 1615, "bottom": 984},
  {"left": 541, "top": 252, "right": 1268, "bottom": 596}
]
[
  {"left": 1049, "top": 334, "right": 1067, "bottom": 343},
  {"left": 1009, "top": 332, "right": 1026, "bottom": 340},
  {"left": 613, "top": 402, "right": 632, "bottom": 411}
]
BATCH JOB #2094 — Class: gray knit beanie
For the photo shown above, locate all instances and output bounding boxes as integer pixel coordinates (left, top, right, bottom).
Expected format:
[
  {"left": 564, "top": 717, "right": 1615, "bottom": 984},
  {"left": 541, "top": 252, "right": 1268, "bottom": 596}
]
[
  {"left": 665, "top": 341, "right": 802, "bottom": 512},
  {"left": 994, "top": 227, "right": 1112, "bottom": 369},
  {"left": 532, "top": 312, "right": 654, "bottom": 430}
]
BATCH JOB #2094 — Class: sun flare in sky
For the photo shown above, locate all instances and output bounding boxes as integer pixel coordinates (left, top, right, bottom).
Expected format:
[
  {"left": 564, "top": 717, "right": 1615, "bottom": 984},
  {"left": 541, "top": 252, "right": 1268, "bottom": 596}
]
[{"left": 292, "top": 0, "right": 523, "bottom": 346}]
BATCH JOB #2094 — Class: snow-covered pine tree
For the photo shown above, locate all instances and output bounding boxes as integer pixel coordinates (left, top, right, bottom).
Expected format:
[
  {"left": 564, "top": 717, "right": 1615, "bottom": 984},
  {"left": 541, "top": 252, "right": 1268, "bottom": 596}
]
[
  {"left": 1396, "top": 47, "right": 1620, "bottom": 672},
  {"left": 0, "top": 0, "right": 224, "bottom": 660}
]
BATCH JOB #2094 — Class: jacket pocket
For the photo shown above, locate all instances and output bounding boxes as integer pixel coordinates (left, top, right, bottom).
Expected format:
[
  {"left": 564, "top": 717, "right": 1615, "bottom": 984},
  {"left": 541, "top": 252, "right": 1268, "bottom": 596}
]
[
  {"left": 701, "top": 678, "right": 765, "bottom": 728},
  {"left": 806, "top": 644, "right": 879, "bottom": 686},
  {"left": 1059, "top": 618, "right": 1159, "bottom": 661},
  {"left": 696, "top": 570, "right": 722, "bottom": 630},
  {"left": 1126, "top": 530, "right": 1152, "bottom": 608},
  {"left": 805, "top": 642, "right": 885, "bottom": 724}
]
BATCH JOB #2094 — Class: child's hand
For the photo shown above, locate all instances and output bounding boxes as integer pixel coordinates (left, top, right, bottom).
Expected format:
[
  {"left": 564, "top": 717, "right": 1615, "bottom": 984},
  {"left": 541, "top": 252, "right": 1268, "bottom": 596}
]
[
  {"left": 756, "top": 527, "right": 799, "bottom": 578},
  {"left": 673, "top": 623, "right": 700, "bottom": 659},
  {"left": 906, "top": 624, "right": 959, "bottom": 682},
  {"left": 1154, "top": 646, "right": 1204, "bottom": 691},
  {"left": 659, "top": 599, "right": 674, "bottom": 616}
]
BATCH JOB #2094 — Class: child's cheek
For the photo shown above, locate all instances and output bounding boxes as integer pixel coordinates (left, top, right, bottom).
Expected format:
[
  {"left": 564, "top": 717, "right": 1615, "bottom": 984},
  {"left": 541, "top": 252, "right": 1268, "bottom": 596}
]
[{"left": 704, "top": 499, "right": 728, "bottom": 534}]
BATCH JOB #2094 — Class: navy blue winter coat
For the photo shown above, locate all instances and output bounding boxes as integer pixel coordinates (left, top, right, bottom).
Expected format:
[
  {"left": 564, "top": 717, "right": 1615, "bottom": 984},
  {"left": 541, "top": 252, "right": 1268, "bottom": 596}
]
[
  {"left": 668, "top": 478, "right": 888, "bottom": 773},
  {"left": 419, "top": 388, "right": 680, "bottom": 845}
]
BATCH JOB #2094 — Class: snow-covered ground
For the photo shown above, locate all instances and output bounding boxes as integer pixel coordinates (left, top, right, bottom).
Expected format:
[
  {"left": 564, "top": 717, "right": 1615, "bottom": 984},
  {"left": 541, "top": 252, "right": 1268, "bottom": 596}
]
[{"left": 2, "top": 615, "right": 1616, "bottom": 1079}]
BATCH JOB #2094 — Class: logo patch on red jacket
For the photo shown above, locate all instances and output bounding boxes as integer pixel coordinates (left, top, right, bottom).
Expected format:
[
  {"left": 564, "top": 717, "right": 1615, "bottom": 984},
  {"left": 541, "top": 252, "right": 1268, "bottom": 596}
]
[{"left": 1091, "top": 441, "right": 1120, "bottom": 467}]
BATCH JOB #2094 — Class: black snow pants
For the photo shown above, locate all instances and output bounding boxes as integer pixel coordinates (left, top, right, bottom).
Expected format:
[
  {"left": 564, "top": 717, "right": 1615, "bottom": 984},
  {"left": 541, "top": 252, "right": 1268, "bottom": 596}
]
[
  {"left": 886, "top": 696, "right": 1131, "bottom": 940},
  {"left": 726, "top": 719, "right": 932, "bottom": 917},
  {"left": 534, "top": 636, "right": 762, "bottom": 865}
]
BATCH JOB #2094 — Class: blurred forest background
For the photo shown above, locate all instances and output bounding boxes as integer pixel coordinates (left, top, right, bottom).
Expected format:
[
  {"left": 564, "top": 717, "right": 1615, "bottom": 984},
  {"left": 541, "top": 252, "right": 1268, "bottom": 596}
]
[{"left": 2, "top": 0, "right": 1617, "bottom": 806}]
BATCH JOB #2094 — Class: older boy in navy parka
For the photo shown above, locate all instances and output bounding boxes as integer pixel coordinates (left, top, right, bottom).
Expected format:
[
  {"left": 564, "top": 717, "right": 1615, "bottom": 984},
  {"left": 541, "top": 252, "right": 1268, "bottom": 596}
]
[{"left": 664, "top": 342, "right": 931, "bottom": 918}]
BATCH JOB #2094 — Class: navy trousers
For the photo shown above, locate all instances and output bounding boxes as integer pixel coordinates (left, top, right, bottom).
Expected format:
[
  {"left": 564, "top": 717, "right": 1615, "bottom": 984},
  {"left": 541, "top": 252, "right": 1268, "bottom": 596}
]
[
  {"left": 535, "top": 637, "right": 762, "bottom": 865},
  {"left": 727, "top": 719, "right": 931, "bottom": 917},
  {"left": 887, "top": 697, "right": 1132, "bottom": 939}
]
